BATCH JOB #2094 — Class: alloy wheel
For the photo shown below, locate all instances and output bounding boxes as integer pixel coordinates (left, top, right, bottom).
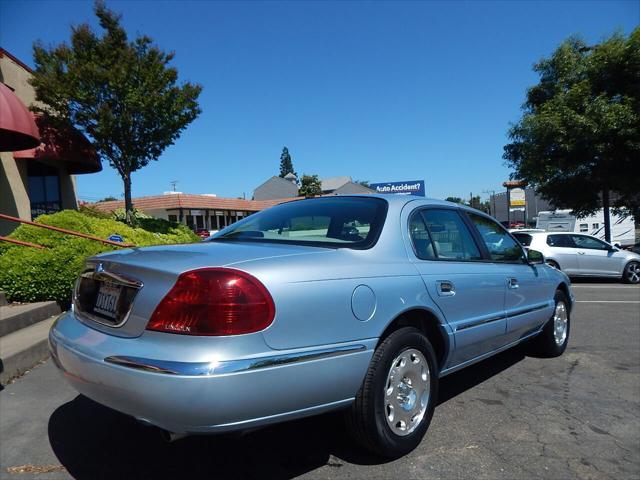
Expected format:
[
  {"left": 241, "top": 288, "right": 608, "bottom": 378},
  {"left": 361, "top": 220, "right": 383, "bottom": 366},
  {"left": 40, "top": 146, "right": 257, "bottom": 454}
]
[{"left": 626, "top": 262, "right": 640, "bottom": 284}]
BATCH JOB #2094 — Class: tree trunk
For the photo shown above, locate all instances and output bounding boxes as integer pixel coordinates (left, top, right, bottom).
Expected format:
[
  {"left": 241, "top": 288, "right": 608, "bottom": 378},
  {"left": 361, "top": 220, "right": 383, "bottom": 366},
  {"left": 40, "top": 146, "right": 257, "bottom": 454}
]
[
  {"left": 602, "top": 187, "right": 611, "bottom": 244},
  {"left": 123, "top": 173, "right": 133, "bottom": 226}
]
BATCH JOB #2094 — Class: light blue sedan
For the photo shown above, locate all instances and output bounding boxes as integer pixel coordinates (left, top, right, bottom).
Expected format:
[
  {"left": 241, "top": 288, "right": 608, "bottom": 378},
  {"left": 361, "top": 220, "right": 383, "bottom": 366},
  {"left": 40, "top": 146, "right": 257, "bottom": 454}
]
[{"left": 49, "top": 195, "right": 573, "bottom": 458}]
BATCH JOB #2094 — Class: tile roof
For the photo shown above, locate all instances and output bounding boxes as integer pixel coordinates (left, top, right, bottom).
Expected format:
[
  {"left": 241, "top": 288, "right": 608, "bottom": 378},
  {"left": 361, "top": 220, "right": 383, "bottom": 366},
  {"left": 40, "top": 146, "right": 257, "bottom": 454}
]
[{"left": 90, "top": 193, "right": 299, "bottom": 213}]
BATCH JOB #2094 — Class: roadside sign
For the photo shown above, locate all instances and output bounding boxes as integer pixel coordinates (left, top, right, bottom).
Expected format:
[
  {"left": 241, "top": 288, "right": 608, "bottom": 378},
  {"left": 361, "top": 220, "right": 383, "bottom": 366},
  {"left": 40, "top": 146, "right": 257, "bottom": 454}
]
[
  {"left": 510, "top": 188, "right": 526, "bottom": 207},
  {"left": 108, "top": 234, "right": 124, "bottom": 243},
  {"left": 370, "top": 180, "right": 425, "bottom": 196}
]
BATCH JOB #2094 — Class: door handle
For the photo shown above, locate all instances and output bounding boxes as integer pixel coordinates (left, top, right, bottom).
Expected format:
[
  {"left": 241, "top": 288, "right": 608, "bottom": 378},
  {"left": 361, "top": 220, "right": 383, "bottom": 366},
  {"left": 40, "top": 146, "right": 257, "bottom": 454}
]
[
  {"left": 577, "top": 251, "right": 585, "bottom": 255},
  {"left": 508, "top": 278, "right": 519, "bottom": 289},
  {"left": 437, "top": 280, "right": 455, "bottom": 296}
]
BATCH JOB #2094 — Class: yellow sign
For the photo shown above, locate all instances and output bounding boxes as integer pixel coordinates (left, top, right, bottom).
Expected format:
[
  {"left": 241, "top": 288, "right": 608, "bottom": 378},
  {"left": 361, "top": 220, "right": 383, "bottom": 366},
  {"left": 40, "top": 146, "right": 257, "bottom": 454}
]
[{"left": 510, "top": 188, "right": 526, "bottom": 207}]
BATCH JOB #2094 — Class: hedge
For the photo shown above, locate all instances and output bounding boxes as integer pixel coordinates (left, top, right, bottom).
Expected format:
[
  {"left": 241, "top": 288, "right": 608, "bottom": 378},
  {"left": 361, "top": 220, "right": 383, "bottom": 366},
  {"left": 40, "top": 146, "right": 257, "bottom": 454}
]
[{"left": 0, "top": 210, "right": 199, "bottom": 304}]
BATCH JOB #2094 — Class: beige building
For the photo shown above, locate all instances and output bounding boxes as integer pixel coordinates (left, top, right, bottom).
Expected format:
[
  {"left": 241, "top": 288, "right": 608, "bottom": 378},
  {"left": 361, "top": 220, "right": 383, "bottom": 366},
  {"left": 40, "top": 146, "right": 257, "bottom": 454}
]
[{"left": 0, "top": 48, "right": 101, "bottom": 235}]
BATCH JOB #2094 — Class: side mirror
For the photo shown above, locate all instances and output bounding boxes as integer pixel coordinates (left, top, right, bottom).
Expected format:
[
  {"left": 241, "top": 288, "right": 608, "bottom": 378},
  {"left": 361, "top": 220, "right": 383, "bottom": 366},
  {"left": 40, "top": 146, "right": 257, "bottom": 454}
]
[{"left": 527, "top": 249, "right": 545, "bottom": 265}]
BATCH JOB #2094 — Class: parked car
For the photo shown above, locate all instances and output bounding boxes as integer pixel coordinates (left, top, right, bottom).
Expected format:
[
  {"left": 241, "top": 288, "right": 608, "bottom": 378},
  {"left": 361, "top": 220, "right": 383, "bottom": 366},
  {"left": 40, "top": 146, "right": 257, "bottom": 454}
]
[
  {"left": 195, "top": 228, "right": 210, "bottom": 239},
  {"left": 50, "top": 196, "right": 573, "bottom": 458},
  {"left": 512, "top": 230, "right": 640, "bottom": 284}
]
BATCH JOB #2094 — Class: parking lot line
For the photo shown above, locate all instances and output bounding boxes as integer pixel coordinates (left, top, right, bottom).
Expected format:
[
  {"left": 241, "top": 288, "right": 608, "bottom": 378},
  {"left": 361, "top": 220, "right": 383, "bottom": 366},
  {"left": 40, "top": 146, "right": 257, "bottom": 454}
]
[
  {"left": 571, "top": 285, "right": 639, "bottom": 288},
  {"left": 575, "top": 300, "right": 640, "bottom": 303}
]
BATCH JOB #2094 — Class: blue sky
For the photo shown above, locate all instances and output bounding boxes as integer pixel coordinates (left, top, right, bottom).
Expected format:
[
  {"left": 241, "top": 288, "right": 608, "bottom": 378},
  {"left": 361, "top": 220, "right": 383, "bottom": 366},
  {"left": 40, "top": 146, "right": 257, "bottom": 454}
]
[{"left": 1, "top": 0, "right": 637, "bottom": 202}]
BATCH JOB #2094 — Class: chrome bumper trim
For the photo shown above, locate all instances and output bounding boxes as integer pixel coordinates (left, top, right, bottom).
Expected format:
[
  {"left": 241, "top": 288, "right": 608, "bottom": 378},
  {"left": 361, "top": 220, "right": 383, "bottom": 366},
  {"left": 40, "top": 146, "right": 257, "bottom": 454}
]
[{"left": 104, "top": 344, "right": 367, "bottom": 376}]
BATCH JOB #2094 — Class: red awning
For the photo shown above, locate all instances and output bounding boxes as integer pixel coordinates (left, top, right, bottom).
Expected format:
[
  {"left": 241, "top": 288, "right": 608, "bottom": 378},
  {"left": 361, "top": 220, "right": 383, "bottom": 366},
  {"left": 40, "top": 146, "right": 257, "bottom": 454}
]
[
  {"left": 14, "top": 115, "right": 102, "bottom": 174},
  {"left": 0, "top": 82, "right": 40, "bottom": 152}
]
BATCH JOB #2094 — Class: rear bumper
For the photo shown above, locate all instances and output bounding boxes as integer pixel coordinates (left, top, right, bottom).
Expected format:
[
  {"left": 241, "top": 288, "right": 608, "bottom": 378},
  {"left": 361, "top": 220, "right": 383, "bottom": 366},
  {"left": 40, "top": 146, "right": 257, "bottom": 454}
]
[{"left": 49, "top": 312, "right": 374, "bottom": 433}]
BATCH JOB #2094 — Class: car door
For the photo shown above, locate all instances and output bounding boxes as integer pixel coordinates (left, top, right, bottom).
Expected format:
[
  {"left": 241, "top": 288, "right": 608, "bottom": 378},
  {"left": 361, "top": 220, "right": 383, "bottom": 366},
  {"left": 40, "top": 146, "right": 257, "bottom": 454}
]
[
  {"left": 570, "top": 234, "right": 623, "bottom": 276},
  {"left": 466, "top": 213, "right": 555, "bottom": 345},
  {"left": 408, "top": 207, "right": 508, "bottom": 368},
  {"left": 545, "top": 234, "right": 580, "bottom": 274}
]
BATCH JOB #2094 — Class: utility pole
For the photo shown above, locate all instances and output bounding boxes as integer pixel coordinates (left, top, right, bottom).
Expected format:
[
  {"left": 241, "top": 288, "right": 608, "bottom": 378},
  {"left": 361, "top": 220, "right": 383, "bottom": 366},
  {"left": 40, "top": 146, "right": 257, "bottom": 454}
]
[{"left": 170, "top": 180, "right": 178, "bottom": 192}]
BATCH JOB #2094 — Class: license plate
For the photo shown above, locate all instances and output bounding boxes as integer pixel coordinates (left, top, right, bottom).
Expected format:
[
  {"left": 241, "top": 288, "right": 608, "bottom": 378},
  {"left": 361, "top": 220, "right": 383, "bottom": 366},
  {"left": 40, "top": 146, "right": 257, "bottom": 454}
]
[{"left": 94, "top": 282, "right": 121, "bottom": 319}]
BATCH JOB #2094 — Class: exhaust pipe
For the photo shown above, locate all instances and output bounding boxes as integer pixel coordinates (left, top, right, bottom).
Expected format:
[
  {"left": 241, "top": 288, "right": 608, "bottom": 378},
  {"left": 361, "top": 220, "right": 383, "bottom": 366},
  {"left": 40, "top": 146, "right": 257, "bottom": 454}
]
[{"left": 159, "top": 429, "right": 189, "bottom": 443}]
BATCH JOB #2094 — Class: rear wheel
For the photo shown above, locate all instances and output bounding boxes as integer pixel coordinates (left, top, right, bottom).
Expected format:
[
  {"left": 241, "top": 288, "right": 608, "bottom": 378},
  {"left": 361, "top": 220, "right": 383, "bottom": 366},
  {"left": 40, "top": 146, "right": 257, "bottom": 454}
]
[
  {"left": 531, "top": 290, "right": 570, "bottom": 357},
  {"left": 345, "top": 327, "right": 438, "bottom": 458},
  {"left": 622, "top": 261, "right": 640, "bottom": 284}
]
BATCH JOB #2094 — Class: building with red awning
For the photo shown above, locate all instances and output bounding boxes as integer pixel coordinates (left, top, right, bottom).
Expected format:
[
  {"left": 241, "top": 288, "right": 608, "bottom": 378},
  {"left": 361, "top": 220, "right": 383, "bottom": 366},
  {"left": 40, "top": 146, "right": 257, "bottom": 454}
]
[{"left": 0, "top": 48, "right": 102, "bottom": 235}]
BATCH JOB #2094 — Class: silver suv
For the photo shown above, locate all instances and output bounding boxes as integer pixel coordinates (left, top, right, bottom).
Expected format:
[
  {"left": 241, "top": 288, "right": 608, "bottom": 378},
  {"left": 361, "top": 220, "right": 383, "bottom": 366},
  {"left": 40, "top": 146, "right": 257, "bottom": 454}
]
[{"left": 512, "top": 230, "right": 640, "bottom": 284}]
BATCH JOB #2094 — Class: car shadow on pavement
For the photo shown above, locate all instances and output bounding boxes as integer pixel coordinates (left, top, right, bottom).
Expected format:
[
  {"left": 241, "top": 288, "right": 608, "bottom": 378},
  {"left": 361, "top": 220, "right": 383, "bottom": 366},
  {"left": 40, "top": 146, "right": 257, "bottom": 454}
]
[{"left": 48, "top": 346, "right": 526, "bottom": 480}]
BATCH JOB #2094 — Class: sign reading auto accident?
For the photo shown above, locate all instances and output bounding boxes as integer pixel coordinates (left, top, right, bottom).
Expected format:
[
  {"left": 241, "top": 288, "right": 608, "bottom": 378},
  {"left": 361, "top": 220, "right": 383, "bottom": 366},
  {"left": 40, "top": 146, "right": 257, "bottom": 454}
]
[{"left": 370, "top": 180, "right": 425, "bottom": 196}]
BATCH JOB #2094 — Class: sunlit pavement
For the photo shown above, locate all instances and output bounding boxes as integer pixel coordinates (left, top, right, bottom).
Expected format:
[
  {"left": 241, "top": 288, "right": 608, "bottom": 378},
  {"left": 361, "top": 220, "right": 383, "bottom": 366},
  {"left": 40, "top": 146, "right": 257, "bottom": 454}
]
[{"left": 1, "top": 283, "right": 638, "bottom": 480}]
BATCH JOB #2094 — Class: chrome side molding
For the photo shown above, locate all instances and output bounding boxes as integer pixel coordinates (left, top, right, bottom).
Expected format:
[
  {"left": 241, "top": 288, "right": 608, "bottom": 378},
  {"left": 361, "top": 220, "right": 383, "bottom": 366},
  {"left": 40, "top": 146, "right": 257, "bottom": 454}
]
[{"left": 104, "top": 344, "right": 367, "bottom": 376}]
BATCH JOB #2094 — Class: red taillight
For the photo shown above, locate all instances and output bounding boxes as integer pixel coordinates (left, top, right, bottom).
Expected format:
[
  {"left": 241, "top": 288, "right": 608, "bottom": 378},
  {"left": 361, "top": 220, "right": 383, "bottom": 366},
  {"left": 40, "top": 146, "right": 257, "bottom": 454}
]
[{"left": 147, "top": 268, "right": 275, "bottom": 336}]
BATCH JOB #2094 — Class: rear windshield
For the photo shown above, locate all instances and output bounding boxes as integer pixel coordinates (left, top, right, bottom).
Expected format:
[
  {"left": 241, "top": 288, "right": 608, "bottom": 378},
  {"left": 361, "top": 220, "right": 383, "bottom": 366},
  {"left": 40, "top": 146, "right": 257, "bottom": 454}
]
[
  {"left": 209, "top": 197, "right": 388, "bottom": 249},
  {"left": 512, "top": 233, "right": 533, "bottom": 247}
]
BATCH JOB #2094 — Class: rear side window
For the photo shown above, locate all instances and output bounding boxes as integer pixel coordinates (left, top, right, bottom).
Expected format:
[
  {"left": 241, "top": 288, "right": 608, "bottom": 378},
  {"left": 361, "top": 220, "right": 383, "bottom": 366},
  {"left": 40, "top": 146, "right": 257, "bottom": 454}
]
[
  {"left": 412, "top": 209, "right": 482, "bottom": 261},
  {"left": 547, "top": 235, "right": 575, "bottom": 248},
  {"left": 513, "top": 233, "right": 533, "bottom": 247},
  {"left": 409, "top": 214, "right": 436, "bottom": 259},
  {"left": 467, "top": 213, "right": 524, "bottom": 262}
]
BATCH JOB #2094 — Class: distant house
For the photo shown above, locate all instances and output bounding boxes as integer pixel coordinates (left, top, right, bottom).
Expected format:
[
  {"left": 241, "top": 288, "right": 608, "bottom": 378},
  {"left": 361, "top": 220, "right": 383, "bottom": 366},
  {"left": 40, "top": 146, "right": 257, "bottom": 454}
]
[
  {"left": 320, "top": 176, "right": 352, "bottom": 193},
  {"left": 331, "top": 182, "right": 375, "bottom": 195},
  {"left": 253, "top": 174, "right": 299, "bottom": 201}
]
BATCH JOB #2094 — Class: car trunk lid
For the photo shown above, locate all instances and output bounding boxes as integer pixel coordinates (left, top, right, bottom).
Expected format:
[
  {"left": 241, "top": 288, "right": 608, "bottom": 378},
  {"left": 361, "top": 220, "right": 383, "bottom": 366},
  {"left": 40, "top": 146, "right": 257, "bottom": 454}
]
[{"left": 74, "top": 241, "right": 330, "bottom": 338}]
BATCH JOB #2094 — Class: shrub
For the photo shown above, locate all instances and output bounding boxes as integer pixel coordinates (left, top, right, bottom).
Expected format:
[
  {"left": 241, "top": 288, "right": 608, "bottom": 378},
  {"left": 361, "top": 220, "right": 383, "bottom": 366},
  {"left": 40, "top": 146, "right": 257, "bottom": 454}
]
[{"left": 0, "top": 210, "right": 199, "bottom": 304}]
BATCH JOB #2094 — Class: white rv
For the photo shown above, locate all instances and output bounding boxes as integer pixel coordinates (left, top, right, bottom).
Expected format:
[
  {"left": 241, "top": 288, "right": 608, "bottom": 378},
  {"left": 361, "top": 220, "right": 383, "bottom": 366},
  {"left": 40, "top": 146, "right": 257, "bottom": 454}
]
[{"left": 535, "top": 209, "right": 636, "bottom": 246}]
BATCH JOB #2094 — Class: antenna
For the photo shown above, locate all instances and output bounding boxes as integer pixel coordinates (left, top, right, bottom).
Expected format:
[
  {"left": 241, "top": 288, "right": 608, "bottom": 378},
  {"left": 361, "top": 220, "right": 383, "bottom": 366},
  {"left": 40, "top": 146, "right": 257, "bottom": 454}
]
[{"left": 170, "top": 180, "right": 178, "bottom": 192}]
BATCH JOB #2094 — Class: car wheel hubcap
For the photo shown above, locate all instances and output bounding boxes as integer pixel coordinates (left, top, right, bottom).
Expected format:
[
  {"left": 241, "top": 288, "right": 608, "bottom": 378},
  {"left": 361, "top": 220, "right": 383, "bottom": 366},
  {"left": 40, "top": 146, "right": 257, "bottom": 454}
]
[
  {"left": 384, "top": 348, "right": 430, "bottom": 436},
  {"left": 627, "top": 263, "right": 640, "bottom": 283},
  {"left": 553, "top": 301, "right": 568, "bottom": 346}
]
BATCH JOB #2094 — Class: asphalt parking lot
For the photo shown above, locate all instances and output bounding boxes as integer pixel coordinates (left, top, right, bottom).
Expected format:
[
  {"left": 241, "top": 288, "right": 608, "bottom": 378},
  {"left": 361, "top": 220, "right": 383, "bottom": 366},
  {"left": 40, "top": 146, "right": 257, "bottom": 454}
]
[{"left": 1, "top": 282, "right": 638, "bottom": 480}]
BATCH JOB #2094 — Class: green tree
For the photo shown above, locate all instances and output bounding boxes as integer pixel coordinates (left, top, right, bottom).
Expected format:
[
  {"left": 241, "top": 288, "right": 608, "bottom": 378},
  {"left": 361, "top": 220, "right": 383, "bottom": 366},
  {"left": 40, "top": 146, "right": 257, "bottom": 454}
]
[
  {"left": 504, "top": 29, "right": 640, "bottom": 242},
  {"left": 279, "top": 146, "right": 296, "bottom": 178},
  {"left": 30, "top": 1, "right": 202, "bottom": 225},
  {"left": 298, "top": 174, "right": 323, "bottom": 197},
  {"left": 445, "top": 196, "right": 464, "bottom": 204},
  {"left": 354, "top": 180, "right": 370, "bottom": 188}
]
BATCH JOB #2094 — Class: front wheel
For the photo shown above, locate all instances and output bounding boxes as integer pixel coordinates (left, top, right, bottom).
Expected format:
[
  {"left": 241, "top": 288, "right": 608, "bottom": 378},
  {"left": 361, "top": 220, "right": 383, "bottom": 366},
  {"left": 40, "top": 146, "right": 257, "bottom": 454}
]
[
  {"left": 345, "top": 327, "right": 438, "bottom": 458},
  {"left": 531, "top": 290, "right": 570, "bottom": 357},
  {"left": 622, "top": 261, "right": 640, "bottom": 284}
]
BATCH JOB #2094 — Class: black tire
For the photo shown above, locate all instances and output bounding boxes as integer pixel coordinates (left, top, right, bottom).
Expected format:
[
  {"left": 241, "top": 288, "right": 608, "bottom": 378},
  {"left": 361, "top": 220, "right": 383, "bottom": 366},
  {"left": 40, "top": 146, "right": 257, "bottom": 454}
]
[
  {"left": 546, "top": 260, "right": 560, "bottom": 270},
  {"left": 345, "top": 327, "right": 438, "bottom": 458},
  {"left": 622, "top": 261, "right": 640, "bottom": 284},
  {"left": 531, "top": 290, "right": 570, "bottom": 357}
]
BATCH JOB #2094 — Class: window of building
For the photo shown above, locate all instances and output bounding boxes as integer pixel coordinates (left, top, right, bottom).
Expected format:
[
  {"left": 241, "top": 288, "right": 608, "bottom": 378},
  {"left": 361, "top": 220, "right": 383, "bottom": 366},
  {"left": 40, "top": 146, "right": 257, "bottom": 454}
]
[
  {"left": 579, "top": 223, "right": 588, "bottom": 232},
  {"left": 467, "top": 213, "right": 524, "bottom": 262},
  {"left": 592, "top": 223, "right": 599, "bottom": 229},
  {"left": 168, "top": 214, "right": 178, "bottom": 223},
  {"left": 27, "top": 163, "right": 61, "bottom": 218}
]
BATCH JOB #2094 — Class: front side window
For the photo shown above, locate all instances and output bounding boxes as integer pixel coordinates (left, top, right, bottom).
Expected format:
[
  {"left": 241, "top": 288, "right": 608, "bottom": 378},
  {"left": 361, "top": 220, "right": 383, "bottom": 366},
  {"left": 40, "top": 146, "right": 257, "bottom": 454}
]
[
  {"left": 210, "top": 197, "right": 387, "bottom": 249},
  {"left": 419, "top": 209, "right": 482, "bottom": 261},
  {"left": 467, "top": 213, "right": 524, "bottom": 262},
  {"left": 571, "top": 235, "right": 610, "bottom": 250}
]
